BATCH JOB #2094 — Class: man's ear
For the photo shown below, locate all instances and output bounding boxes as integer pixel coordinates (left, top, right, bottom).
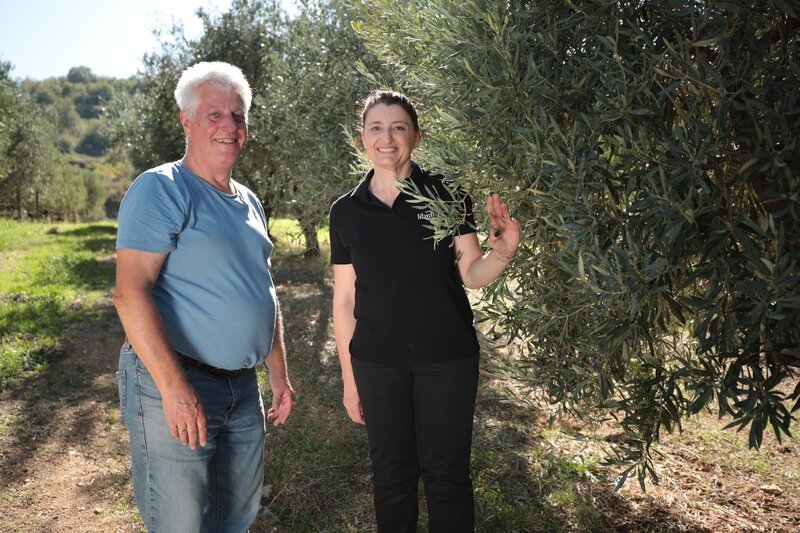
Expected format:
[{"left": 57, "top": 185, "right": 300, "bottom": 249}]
[{"left": 179, "top": 111, "right": 190, "bottom": 134}]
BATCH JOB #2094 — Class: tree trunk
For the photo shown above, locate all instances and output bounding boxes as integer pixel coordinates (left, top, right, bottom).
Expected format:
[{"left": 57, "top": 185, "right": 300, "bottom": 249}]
[{"left": 301, "top": 221, "right": 320, "bottom": 258}]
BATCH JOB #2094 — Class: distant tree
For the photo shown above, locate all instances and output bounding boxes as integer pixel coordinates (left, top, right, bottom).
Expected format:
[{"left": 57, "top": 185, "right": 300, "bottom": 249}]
[
  {"left": 0, "top": 89, "right": 57, "bottom": 218},
  {"left": 0, "top": 61, "right": 14, "bottom": 181},
  {"left": 73, "top": 80, "right": 114, "bottom": 119},
  {"left": 109, "top": 54, "right": 187, "bottom": 172},
  {"left": 66, "top": 66, "right": 95, "bottom": 84},
  {"left": 76, "top": 120, "right": 110, "bottom": 157},
  {"left": 108, "top": 0, "right": 284, "bottom": 178},
  {"left": 353, "top": 0, "right": 800, "bottom": 487},
  {"left": 40, "top": 164, "right": 89, "bottom": 221}
]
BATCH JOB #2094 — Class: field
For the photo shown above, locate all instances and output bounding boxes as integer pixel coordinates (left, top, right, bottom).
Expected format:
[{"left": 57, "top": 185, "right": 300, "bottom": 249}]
[{"left": 0, "top": 219, "right": 798, "bottom": 532}]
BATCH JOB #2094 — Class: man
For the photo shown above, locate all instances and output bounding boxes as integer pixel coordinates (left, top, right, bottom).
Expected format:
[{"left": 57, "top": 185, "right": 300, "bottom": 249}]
[{"left": 114, "top": 61, "right": 293, "bottom": 532}]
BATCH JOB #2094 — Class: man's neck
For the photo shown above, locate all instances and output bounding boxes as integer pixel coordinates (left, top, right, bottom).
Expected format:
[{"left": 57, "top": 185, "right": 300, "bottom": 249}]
[{"left": 181, "top": 155, "right": 235, "bottom": 194}]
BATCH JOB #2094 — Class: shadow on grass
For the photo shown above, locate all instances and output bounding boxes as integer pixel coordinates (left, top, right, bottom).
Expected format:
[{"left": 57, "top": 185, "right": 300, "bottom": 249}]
[
  {"left": 253, "top": 266, "right": 377, "bottom": 531},
  {"left": 35, "top": 255, "right": 116, "bottom": 291},
  {"left": 56, "top": 225, "right": 117, "bottom": 239}
]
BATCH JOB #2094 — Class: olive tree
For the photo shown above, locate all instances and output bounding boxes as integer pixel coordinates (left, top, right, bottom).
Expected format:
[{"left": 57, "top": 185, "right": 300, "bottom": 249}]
[
  {"left": 352, "top": 0, "right": 800, "bottom": 487},
  {"left": 256, "top": 0, "right": 394, "bottom": 255}
]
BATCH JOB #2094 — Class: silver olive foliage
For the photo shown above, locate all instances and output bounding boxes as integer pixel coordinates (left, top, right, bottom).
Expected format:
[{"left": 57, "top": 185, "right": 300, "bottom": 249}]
[{"left": 352, "top": 0, "right": 800, "bottom": 487}]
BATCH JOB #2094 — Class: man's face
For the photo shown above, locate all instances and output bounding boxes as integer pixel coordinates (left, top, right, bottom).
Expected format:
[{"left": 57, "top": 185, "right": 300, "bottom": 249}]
[{"left": 181, "top": 84, "right": 247, "bottom": 169}]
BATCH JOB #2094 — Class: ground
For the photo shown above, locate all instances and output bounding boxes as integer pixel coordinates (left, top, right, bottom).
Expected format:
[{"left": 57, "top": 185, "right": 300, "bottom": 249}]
[{"left": 0, "top": 266, "right": 798, "bottom": 532}]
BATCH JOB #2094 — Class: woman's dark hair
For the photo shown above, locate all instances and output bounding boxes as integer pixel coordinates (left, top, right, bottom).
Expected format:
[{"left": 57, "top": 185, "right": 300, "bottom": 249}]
[{"left": 358, "top": 90, "right": 420, "bottom": 133}]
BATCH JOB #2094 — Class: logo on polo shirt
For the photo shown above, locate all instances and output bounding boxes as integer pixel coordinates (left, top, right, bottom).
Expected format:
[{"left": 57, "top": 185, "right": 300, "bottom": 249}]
[{"left": 417, "top": 210, "right": 434, "bottom": 220}]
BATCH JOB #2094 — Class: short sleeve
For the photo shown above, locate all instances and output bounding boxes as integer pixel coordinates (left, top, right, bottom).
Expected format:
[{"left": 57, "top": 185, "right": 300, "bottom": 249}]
[
  {"left": 328, "top": 203, "right": 351, "bottom": 264},
  {"left": 116, "top": 171, "right": 187, "bottom": 253}
]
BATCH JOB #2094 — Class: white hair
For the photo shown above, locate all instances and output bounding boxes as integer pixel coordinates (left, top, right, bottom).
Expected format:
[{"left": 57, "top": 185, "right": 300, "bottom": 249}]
[{"left": 173, "top": 61, "right": 252, "bottom": 118}]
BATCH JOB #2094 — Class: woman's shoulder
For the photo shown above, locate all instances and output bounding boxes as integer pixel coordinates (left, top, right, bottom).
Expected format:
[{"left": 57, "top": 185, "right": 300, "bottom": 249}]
[{"left": 329, "top": 185, "right": 360, "bottom": 217}]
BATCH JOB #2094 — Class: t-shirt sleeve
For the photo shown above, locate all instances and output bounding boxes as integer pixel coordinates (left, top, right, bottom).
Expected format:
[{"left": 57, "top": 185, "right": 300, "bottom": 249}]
[
  {"left": 116, "top": 171, "right": 187, "bottom": 253},
  {"left": 328, "top": 203, "right": 351, "bottom": 264}
]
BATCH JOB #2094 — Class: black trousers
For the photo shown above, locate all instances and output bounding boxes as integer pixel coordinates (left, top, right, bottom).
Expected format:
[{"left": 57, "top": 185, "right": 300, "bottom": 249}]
[{"left": 352, "top": 354, "right": 479, "bottom": 533}]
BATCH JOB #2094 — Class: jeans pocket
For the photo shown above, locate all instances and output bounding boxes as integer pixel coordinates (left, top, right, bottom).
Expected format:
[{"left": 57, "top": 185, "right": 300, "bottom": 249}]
[{"left": 116, "top": 369, "right": 127, "bottom": 426}]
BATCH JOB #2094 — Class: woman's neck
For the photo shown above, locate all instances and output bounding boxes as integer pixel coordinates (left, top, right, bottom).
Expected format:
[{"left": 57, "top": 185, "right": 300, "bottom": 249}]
[{"left": 370, "top": 161, "right": 413, "bottom": 190}]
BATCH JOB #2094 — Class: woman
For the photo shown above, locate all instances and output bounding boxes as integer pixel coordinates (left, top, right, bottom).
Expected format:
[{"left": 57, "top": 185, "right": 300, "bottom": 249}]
[{"left": 329, "top": 90, "right": 520, "bottom": 532}]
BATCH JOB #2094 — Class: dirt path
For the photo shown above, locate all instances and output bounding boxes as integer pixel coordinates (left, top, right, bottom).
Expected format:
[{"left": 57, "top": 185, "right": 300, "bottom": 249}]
[{"left": 0, "top": 298, "right": 142, "bottom": 532}]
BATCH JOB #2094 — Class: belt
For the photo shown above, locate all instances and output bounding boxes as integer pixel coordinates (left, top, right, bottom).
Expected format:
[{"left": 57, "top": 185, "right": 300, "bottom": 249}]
[{"left": 177, "top": 353, "right": 248, "bottom": 377}]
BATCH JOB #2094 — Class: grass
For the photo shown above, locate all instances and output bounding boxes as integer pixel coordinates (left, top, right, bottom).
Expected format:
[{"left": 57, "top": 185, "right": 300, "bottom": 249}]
[{"left": 0, "top": 219, "right": 116, "bottom": 388}]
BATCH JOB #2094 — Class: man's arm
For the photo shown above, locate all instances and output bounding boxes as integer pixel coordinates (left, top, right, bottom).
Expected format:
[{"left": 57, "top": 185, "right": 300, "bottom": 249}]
[
  {"left": 265, "top": 301, "right": 293, "bottom": 426},
  {"left": 114, "top": 248, "right": 207, "bottom": 449}
]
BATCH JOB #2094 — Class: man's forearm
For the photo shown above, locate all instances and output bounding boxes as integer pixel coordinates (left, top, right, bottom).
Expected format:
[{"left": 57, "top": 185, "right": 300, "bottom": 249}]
[
  {"left": 114, "top": 287, "right": 186, "bottom": 390},
  {"left": 265, "top": 301, "right": 290, "bottom": 380}
]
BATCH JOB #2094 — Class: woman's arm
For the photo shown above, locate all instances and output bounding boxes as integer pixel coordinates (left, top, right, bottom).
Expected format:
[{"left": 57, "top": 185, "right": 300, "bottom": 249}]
[
  {"left": 332, "top": 263, "right": 365, "bottom": 425},
  {"left": 454, "top": 193, "right": 521, "bottom": 289}
]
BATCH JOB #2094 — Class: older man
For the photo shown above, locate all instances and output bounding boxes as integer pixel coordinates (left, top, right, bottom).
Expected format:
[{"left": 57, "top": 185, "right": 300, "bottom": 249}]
[{"left": 114, "top": 61, "right": 293, "bottom": 532}]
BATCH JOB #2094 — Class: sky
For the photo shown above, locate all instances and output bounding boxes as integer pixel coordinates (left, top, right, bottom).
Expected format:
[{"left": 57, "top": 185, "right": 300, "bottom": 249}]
[{"left": 0, "top": 0, "right": 239, "bottom": 80}]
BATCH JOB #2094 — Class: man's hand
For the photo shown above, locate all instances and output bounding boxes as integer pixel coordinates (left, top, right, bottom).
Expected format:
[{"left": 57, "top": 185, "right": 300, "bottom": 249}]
[
  {"left": 163, "top": 381, "right": 208, "bottom": 449},
  {"left": 266, "top": 373, "right": 294, "bottom": 426}
]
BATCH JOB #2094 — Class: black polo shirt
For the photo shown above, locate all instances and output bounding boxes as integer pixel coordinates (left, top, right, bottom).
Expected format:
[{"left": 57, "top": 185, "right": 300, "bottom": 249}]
[{"left": 329, "top": 163, "right": 480, "bottom": 363}]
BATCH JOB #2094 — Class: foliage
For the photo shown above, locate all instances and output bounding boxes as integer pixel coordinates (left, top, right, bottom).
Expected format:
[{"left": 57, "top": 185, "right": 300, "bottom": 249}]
[
  {"left": 255, "top": 0, "right": 395, "bottom": 255},
  {"left": 0, "top": 61, "right": 13, "bottom": 180},
  {"left": 352, "top": 0, "right": 800, "bottom": 486},
  {"left": 108, "top": 55, "right": 187, "bottom": 172},
  {"left": 0, "top": 67, "right": 138, "bottom": 221},
  {"left": 191, "top": 0, "right": 287, "bottom": 221},
  {"left": 0, "top": 88, "right": 60, "bottom": 218}
]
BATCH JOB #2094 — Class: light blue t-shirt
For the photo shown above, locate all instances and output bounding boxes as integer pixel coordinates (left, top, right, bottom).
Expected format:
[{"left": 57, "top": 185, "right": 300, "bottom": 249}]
[{"left": 116, "top": 161, "right": 276, "bottom": 370}]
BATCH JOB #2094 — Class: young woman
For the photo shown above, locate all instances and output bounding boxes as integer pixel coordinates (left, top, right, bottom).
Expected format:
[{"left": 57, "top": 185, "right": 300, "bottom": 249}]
[{"left": 329, "top": 90, "right": 520, "bottom": 532}]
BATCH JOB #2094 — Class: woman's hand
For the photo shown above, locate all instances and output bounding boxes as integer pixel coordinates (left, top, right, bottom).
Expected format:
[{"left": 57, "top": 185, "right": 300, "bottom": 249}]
[
  {"left": 343, "top": 385, "right": 365, "bottom": 425},
  {"left": 486, "top": 193, "right": 521, "bottom": 258}
]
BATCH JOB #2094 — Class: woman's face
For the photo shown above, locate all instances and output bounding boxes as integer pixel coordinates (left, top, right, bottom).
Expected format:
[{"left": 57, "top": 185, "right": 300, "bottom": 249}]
[{"left": 360, "top": 103, "right": 420, "bottom": 173}]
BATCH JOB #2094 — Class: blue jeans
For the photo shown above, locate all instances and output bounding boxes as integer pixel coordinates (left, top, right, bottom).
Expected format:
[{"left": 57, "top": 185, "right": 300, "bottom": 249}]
[{"left": 117, "top": 345, "right": 266, "bottom": 533}]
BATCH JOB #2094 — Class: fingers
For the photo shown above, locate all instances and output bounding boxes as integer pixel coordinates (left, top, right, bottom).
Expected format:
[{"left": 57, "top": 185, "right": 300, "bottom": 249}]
[
  {"left": 343, "top": 394, "right": 366, "bottom": 425},
  {"left": 347, "top": 404, "right": 366, "bottom": 425},
  {"left": 487, "top": 193, "right": 512, "bottom": 232},
  {"left": 196, "top": 411, "right": 208, "bottom": 447},
  {"left": 175, "top": 408, "right": 207, "bottom": 449},
  {"left": 267, "top": 388, "right": 293, "bottom": 426},
  {"left": 485, "top": 192, "right": 522, "bottom": 256}
]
